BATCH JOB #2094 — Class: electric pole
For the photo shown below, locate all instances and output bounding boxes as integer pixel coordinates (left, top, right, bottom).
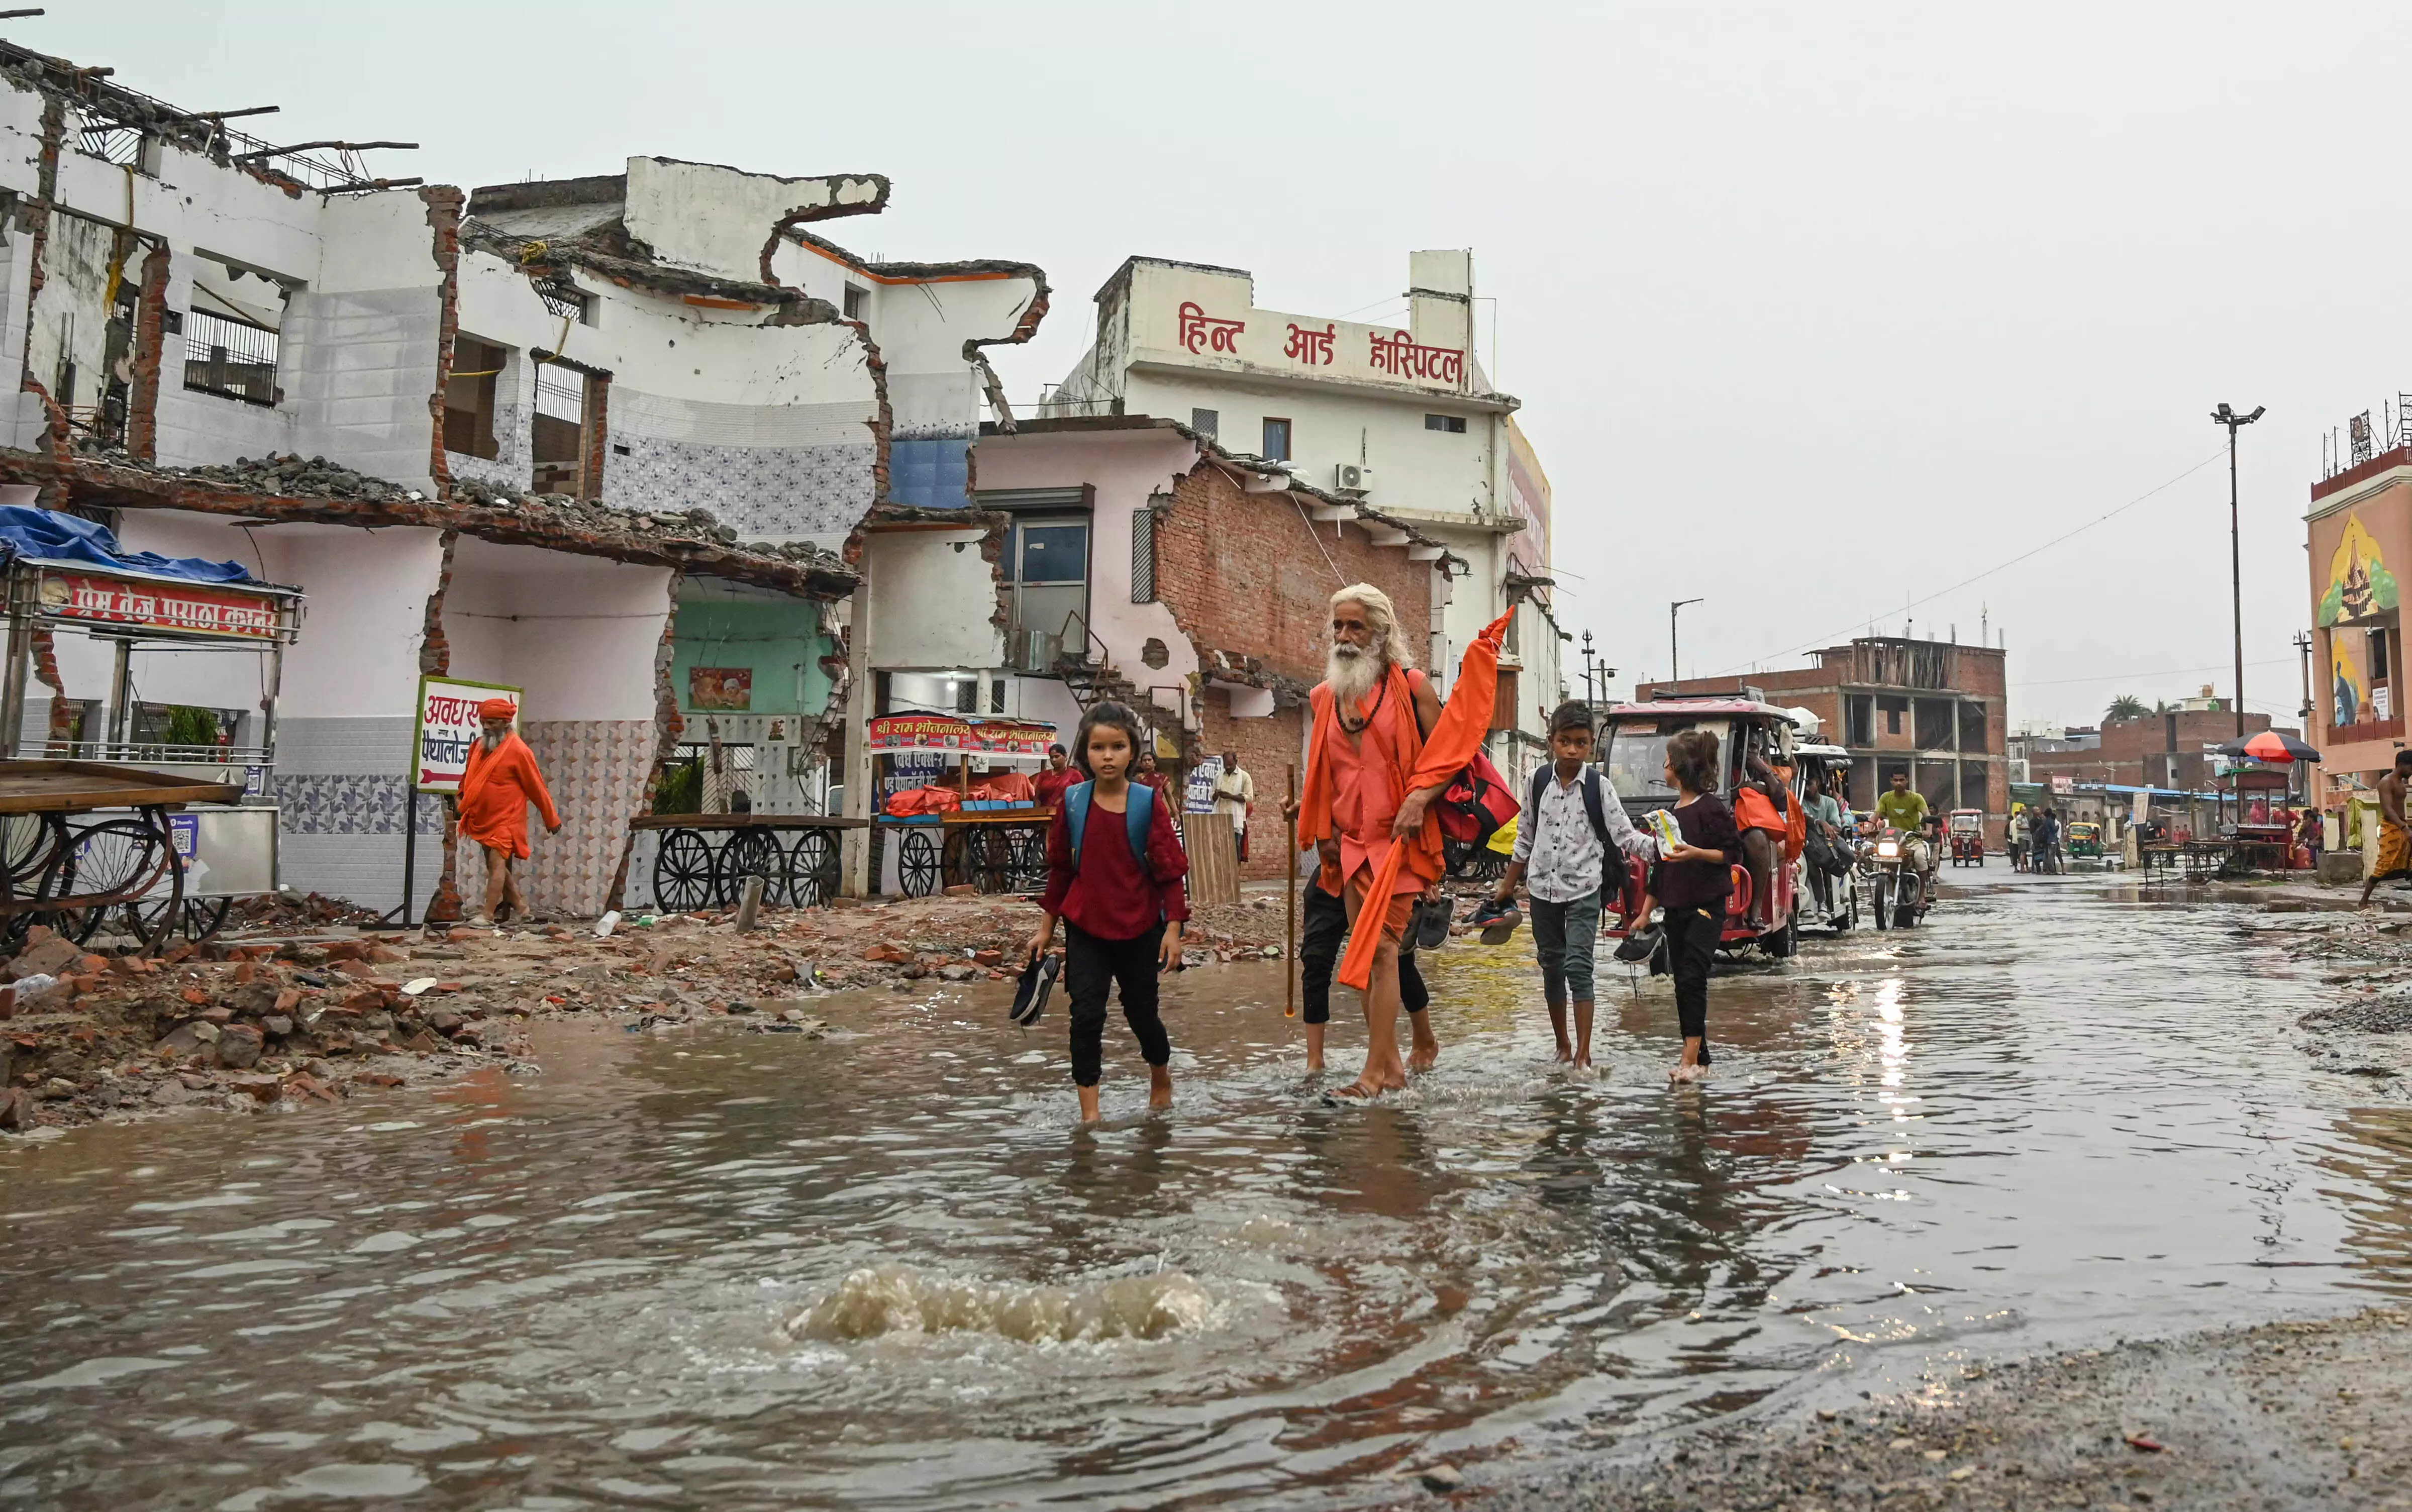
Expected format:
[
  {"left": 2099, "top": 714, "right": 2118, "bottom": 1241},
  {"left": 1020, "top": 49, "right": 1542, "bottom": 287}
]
[
  {"left": 1670, "top": 598, "right": 1703, "bottom": 687},
  {"left": 2212, "top": 402, "right": 2265, "bottom": 737}
]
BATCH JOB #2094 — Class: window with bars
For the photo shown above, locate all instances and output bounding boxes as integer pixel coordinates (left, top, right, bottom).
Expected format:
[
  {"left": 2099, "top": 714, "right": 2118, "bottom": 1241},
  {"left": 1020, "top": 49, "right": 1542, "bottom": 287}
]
[
  {"left": 1131, "top": 507, "right": 1157, "bottom": 602},
  {"left": 182, "top": 309, "right": 280, "bottom": 407},
  {"left": 532, "top": 276, "right": 591, "bottom": 324}
]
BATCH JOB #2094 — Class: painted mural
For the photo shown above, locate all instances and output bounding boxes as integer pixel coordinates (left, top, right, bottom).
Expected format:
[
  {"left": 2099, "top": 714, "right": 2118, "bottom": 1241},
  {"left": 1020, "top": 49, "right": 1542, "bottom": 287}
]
[
  {"left": 2333, "top": 632, "right": 2372, "bottom": 730},
  {"left": 2318, "top": 513, "right": 2399, "bottom": 627}
]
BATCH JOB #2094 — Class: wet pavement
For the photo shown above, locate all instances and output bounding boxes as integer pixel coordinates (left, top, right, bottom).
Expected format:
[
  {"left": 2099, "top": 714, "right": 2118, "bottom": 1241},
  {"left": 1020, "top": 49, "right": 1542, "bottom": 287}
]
[{"left": 1, "top": 871, "right": 2407, "bottom": 1509}]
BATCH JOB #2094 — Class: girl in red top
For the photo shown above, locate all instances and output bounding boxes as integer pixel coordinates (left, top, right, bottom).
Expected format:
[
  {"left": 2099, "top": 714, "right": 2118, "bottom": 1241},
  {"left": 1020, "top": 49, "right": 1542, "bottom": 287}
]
[{"left": 1025, "top": 701, "right": 1190, "bottom": 1123}]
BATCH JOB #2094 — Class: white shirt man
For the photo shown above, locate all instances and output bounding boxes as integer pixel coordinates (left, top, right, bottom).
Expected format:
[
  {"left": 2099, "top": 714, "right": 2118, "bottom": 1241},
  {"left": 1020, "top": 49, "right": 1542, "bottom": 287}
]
[{"left": 1213, "top": 753, "right": 1255, "bottom": 857}]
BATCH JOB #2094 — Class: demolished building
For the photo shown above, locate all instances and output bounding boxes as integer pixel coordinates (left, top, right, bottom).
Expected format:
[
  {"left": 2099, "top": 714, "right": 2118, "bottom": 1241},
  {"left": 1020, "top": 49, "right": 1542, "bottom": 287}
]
[{"left": 0, "top": 37, "right": 1046, "bottom": 916}]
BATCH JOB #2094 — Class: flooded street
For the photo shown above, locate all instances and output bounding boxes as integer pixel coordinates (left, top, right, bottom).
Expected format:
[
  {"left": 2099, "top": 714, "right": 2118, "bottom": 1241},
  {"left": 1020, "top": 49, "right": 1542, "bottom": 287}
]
[{"left": 4, "top": 873, "right": 2409, "bottom": 1510}]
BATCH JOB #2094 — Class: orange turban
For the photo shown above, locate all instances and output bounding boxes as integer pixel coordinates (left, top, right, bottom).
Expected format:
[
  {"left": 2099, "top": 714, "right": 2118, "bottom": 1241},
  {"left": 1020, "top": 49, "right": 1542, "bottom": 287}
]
[{"left": 478, "top": 698, "right": 516, "bottom": 721}]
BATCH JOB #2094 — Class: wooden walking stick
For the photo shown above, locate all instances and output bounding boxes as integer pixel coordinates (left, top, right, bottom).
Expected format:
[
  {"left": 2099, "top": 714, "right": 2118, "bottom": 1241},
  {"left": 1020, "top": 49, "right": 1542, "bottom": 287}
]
[{"left": 1285, "top": 762, "right": 1298, "bottom": 1019}]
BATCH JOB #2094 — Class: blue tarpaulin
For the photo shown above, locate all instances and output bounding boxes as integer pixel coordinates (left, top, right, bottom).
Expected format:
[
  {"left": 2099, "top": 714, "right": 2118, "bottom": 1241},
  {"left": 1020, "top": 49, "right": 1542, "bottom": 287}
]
[{"left": 0, "top": 506, "right": 252, "bottom": 584}]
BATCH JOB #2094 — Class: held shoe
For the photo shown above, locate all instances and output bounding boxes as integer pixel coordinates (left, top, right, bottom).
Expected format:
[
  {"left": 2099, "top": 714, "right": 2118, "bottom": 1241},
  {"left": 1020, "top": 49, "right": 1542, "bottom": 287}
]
[
  {"left": 1469, "top": 896, "right": 1521, "bottom": 945},
  {"left": 1414, "top": 898, "right": 1454, "bottom": 952},
  {"left": 1614, "top": 923, "right": 1664, "bottom": 964},
  {"left": 1009, "top": 952, "right": 1060, "bottom": 1028}
]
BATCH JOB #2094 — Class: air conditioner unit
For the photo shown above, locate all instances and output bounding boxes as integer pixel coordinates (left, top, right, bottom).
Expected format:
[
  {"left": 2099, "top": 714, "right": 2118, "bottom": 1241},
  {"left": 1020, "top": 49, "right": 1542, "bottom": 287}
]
[{"left": 1333, "top": 463, "right": 1373, "bottom": 496}]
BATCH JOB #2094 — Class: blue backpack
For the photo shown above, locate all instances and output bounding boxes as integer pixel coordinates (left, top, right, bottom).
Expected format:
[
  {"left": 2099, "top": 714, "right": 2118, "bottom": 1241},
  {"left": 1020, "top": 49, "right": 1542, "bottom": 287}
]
[{"left": 1064, "top": 780, "right": 1155, "bottom": 879}]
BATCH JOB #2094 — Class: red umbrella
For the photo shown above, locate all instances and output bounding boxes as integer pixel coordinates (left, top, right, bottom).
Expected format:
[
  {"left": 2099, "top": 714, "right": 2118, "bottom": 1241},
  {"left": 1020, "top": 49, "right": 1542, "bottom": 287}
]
[{"left": 2217, "top": 731, "right": 2321, "bottom": 764}]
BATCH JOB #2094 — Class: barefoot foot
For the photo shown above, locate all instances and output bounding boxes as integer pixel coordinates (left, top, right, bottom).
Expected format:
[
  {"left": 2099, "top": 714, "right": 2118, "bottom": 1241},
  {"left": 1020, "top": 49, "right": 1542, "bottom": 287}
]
[
  {"left": 1148, "top": 1066, "right": 1173, "bottom": 1110},
  {"left": 1408, "top": 1020, "right": 1439, "bottom": 1073}
]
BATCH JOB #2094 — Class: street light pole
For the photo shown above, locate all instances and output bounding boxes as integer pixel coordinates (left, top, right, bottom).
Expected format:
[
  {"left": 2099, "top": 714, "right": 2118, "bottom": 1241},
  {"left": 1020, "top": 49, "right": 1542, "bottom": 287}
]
[
  {"left": 1580, "top": 630, "right": 1596, "bottom": 710},
  {"left": 2212, "top": 402, "right": 2265, "bottom": 738},
  {"left": 1670, "top": 598, "right": 1703, "bottom": 687}
]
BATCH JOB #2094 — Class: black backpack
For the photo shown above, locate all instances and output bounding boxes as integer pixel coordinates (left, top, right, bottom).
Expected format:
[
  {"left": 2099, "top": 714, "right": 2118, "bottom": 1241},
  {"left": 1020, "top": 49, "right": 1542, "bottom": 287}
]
[{"left": 1525, "top": 765, "right": 1615, "bottom": 878}]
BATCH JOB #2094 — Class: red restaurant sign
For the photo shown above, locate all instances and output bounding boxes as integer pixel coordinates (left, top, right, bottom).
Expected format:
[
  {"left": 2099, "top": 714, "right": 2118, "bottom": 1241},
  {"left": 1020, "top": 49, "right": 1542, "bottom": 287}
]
[{"left": 40, "top": 573, "right": 281, "bottom": 639}]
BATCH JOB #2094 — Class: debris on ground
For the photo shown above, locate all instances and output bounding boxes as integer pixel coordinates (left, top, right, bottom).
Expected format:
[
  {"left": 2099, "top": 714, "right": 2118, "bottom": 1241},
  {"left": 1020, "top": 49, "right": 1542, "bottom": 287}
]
[{"left": 0, "top": 886, "right": 1306, "bottom": 1136}]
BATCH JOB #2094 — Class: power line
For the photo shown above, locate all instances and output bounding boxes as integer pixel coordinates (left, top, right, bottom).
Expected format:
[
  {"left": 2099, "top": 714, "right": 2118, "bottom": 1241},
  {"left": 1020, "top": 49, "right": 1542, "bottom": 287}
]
[
  {"left": 2012, "top": 655, "right": 2297, "bottom": 689},
  {"left": 1706, "top": 445, "right": 2232, "bottom": 677}
]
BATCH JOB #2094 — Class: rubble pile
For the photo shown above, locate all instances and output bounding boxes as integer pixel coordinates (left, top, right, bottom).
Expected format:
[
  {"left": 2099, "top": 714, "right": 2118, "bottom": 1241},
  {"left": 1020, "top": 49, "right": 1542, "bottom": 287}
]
[
  {"left": 230, "top": 889, "right": 388, "bottom": 930},
  {"left": 58, "top": 443, "right": 847, "bottom": 574},
  {"left": 176, "top": 452, "right": 421, "bottom": 503},
  {"left": 0, "top": 888, "right": 1298, "bottom": 1135}
]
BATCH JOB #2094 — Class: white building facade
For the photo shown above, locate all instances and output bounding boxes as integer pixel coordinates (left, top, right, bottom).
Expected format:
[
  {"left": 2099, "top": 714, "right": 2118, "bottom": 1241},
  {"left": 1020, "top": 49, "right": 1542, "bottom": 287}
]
[{"left": 1047, "top": 252, "right": 1564, "bottom": 777}]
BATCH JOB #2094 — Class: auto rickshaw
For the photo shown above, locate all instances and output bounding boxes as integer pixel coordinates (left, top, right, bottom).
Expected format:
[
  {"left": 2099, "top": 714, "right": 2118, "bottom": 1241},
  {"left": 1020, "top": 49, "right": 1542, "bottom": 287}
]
[
  {"left": 1948, "top": 809, "right": 1985, "bottom": 866},
  {"left": 1597, "top": 696, "right": 1802, "bottom": 957},
  {"left": 2066, "top": 820, "right": 2103, "bottom": 860}
]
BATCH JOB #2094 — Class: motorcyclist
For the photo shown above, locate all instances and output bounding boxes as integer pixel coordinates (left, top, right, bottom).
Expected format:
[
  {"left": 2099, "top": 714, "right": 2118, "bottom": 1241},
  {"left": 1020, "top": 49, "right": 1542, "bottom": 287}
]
[{"left": 1874, "top": 771, "right": 1932, "bottom": 872}]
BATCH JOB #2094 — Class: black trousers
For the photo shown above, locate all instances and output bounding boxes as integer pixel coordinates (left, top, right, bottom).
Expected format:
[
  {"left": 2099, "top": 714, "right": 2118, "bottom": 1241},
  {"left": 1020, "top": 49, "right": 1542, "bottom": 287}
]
[
  {"left": 1064, "top": 921, "right": 1171, "bottom": 1087},
  {"left": 1299, "top": 883, "right": 1428, "bottom": 1026},
  {"left": 1660, "top": 903, "right": 1717, "bottom": 1062}
]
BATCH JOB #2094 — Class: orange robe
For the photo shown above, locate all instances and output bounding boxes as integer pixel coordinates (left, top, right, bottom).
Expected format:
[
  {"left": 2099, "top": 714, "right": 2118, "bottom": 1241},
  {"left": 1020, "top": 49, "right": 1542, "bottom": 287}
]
[
  {"left": 1302, "top": 612, "right": 1514, "bottom": 991},
  {"left": 457, "top": 732, "right": 560, "bottom": 860}
]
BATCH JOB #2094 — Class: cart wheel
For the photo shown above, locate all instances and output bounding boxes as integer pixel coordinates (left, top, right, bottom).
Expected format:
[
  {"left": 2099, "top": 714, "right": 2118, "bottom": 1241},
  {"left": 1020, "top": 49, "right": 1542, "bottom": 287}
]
[
  {"left": 959, "top": 826, "right": 1012, "bottom": 893},
  {"left": 54, "top": 818, "right": 174, "bottom": 947},
  {"left": 653, "top": 828, "right": 715, "bottom": 913},
  {"left": 788, "top": 830, "right": 841, "bottom": 907},
  {"left": 1005, "top": 827, "right": 1047, "bottom": 893},
  {"left": 941, "top": 828, "right": 972, "bottom": 889},
  {"left": 899, "top": 829, "right": 942, "bottom": 898},
  {"left": 720, "top": 828, "right": 788, "bottom": 908},
  {"left": 124, "top": 894, "right": 231, "bottom": 945}
]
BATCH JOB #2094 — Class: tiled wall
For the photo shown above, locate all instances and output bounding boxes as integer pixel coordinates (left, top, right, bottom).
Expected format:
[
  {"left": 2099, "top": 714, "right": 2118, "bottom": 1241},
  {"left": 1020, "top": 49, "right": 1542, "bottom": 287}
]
[
  {"left": 505, "top": 719, "right": 657, "bottom": 916},
  {"left": 273, "top": 716, "right": 652, "bottom": 919},
  {"left": 598, "top": 385, "right": 875, "bottom": 542}
]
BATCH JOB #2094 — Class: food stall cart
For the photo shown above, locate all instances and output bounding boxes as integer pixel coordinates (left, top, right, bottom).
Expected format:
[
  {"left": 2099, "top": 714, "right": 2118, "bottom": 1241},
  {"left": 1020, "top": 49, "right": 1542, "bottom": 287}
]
[
  {"left": 868, "top": 713, "right": 1058, "bottom": 898},
  {"left": 0, "top": 509, "right": 300, "bottom": 949}
]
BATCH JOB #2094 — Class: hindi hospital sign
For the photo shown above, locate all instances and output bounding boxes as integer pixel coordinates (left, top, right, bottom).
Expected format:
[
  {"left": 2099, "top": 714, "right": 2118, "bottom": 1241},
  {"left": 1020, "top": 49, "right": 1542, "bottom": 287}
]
[{"left": 1155, "top": 298, "right": 1466, "bottom": 391}]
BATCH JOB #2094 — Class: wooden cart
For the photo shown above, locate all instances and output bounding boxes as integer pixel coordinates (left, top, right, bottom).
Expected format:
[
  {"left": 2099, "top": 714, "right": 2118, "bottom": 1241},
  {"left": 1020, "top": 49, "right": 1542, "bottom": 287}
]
[
  {"left": 630, "top": 813, "right": 867, "bottom": 913},
  {"left": 881, "top": 807, "right": 1052, "bottom": 898},
  {"left": 0, "top": 761, "right": 242, "bottom": 952}
]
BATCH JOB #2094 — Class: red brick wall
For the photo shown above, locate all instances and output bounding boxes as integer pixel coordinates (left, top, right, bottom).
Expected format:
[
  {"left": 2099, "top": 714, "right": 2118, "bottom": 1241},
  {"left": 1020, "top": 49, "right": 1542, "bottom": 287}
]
[
  {"left": 1154, "top": 462, "right": 1432, "bottom": 687},
  {"left": 1198, "top": 691, "right": 1305, "bottom": 879}
]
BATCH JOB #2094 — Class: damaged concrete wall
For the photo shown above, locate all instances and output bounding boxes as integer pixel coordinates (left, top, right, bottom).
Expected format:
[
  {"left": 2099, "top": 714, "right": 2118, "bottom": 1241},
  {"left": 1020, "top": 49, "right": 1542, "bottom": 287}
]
[
  {"left": 862, "top": 526, "right": 1006, "bottom": 672},
  {"left": 452, "top": 250, "right": 876, "bottom": 546},
  {"left": 622, "top": 157, "right": 884, "bottom": 284},
  {"left": 769, "top": 238, "right": 1047, "bottom": 512}
]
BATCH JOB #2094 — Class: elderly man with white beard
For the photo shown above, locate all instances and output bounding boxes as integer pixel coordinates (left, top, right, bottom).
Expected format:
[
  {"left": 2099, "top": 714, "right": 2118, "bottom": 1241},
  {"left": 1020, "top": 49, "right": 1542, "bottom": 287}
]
[{"left": 1291, "top": 583, "right": 1448, "bottom": 1098}]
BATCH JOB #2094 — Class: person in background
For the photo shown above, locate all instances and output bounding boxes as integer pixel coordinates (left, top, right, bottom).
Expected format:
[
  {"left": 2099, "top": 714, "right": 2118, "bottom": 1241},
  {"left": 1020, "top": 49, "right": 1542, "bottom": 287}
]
[
  {"left": 1213, "top": 749, "right": 1256, "bottom": 861},
  {"left": 2029, "top": 805, "right": 2062, "bottom": 874},
  {"left": 2361, "top": 751, "right": 2412, "bottom": 906},
  {"left": 1033, "top": 743, "right": 1078, "bottom": 811},
  {"left": 2008, "top": 804, "right": 2030, "bottom": 871},
  {"left": 1025, "top": 701, "right": 1189, "bottom": 1122},
  {"left": 1802, "top": 771, "right": 1845, "bottom": 918},
  {"left": 1731, "top": 738, "right": 1791, "bottom": 928},
  {"left": 1135, "top": 746, "right": 1177, "bottom": 808},
  {"left": 1653, "top": 728, "right": 1744, "bottom": 1083},
  {"left": 455, "top": 698, "right": 561, "bottom": 927}
]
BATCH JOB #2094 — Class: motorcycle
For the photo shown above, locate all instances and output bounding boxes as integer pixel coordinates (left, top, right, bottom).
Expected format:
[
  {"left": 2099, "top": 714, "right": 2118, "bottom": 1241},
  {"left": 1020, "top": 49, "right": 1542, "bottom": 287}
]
[{"left": 1860, "top": 826, "right": 1929, "bottom": 930}]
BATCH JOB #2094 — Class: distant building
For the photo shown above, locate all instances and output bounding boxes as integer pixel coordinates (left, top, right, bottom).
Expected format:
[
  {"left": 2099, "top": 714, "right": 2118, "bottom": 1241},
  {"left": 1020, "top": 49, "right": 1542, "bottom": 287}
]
[
  {"left": 2024, "top": 706, "right": 2278, "bottom": 794},
  {"left": 1636, "top": 635, "right": 2006, "bottom": 836},
  {"left": 1043, "top": 251, "right": 1565, "bottom": 781},
  {"left": 2304, "top": 421, "right": 2412, "bottom": 802}
]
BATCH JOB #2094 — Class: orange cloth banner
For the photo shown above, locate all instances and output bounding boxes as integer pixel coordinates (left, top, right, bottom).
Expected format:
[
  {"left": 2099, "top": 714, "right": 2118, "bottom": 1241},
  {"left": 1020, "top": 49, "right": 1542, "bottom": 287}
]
[{"left": 1333, "top": 611, "right": 1514, "bottom": 991}]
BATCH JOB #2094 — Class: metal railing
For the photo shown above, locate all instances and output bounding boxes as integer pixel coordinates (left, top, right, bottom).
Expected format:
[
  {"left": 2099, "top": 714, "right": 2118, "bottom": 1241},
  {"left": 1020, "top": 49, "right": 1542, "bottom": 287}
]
[{"left": 182, "top": 309, "right": 279, "bottom": 407}]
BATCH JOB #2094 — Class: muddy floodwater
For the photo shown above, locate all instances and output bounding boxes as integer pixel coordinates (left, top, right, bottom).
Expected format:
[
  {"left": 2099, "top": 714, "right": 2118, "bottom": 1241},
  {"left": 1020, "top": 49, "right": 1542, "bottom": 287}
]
[{"left": 4, "top": 874, "right": 2410, "bottom": 1509}]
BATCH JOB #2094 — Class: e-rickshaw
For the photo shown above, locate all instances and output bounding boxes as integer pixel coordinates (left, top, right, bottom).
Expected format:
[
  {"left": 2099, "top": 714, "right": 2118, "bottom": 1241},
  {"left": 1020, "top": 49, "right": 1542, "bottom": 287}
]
[
  {"left": 1598, "top": 697, "right": 1801, "bottom": 958},
  {"left": 2065, "top": 820, "right": 2103, "bottom": 861},
  {"left": 1948, "top": 808, "right": 1985, "bottom": 866}
]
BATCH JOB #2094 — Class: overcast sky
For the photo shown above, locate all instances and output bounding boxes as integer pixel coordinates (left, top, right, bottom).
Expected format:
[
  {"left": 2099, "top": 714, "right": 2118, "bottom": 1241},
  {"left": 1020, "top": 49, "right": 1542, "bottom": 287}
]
[{"left": 32, "top": 2, "right": 2409, "bottom": 732}]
